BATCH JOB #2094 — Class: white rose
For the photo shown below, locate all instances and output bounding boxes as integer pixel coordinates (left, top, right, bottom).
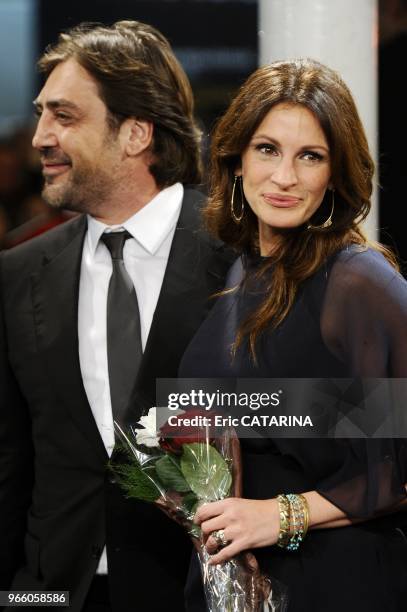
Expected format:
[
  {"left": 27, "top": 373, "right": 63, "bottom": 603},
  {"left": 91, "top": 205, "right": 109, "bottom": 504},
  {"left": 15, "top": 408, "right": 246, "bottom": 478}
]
[{"left": 135, "top": 407, "right": 160, "bottom": 448}]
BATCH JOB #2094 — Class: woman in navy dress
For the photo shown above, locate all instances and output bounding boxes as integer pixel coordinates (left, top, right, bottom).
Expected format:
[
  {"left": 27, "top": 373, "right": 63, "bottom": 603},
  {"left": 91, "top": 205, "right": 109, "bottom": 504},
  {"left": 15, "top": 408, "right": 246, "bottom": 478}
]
[{"left": 181, "top": 59, "right": 407, "bottom": 611}]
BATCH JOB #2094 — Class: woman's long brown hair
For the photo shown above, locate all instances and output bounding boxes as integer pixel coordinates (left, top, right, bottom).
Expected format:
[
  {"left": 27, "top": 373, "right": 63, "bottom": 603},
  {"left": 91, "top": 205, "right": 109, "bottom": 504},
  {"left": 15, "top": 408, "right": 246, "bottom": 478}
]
[{"left": 204, "top": 59, "right": 397, "bottom": 358}]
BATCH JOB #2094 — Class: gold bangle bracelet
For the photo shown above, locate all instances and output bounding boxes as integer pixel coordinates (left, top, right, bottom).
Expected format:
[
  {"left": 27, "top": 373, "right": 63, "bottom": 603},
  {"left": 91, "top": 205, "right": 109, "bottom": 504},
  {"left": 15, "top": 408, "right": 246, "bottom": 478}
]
[
  {"left": 276, "top": 494, "right": 291, "bottom": 548},
  {"left": 299, "top": 494, "right": 310, "bottom": 537}
]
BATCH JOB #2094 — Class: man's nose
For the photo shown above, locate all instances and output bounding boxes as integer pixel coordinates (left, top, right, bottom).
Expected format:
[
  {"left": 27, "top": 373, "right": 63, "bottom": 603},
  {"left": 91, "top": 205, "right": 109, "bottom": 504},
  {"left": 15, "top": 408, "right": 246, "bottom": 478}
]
[{"left": 32, "top": 114, "right": 58, "bottom": 150}]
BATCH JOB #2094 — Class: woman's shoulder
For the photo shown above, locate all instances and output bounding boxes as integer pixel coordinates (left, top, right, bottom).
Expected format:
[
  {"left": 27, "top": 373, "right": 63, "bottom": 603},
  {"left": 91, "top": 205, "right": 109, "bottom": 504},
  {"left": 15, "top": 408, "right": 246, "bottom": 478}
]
[
  {"left": 329, "top": 244, "right": 406, "bottom": 294},
  {"left": 321, "top": 244, "right": 407, "bottom": 377}
]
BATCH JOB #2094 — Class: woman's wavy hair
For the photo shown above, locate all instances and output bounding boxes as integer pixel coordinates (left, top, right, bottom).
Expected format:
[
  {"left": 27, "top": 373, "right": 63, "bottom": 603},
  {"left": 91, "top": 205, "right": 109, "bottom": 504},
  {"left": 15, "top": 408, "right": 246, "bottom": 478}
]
[
  {"left": 205, "top": 58, "right": 397, "bottom": 357},
  {"left": 38, "top": 20, "right": 202, "bottom": 187}
]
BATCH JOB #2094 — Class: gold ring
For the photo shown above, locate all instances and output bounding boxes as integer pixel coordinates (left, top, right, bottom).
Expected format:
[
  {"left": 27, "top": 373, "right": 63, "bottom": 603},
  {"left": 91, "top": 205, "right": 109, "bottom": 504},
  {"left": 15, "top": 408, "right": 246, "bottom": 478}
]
[{"left": 212, "top": 529, "right": 228, "bottom": 547}]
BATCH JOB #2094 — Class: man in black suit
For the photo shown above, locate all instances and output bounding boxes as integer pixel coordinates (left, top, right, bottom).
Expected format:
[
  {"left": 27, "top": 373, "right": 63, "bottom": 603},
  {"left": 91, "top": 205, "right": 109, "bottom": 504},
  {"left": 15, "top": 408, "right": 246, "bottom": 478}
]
[{"left": 0, "top": 21, "right": 232, "bottom": 612}]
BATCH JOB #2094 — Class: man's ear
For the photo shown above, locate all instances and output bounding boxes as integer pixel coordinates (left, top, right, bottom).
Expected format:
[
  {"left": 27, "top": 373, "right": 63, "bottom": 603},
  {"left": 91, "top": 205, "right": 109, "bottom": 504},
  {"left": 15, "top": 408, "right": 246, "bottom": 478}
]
[{"left": 119, "top": 118, "right": 154, "bottom": 156}]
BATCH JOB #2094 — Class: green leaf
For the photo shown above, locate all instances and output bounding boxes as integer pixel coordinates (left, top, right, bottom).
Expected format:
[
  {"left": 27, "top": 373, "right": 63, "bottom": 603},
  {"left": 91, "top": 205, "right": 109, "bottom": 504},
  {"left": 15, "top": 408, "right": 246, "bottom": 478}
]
[
  {"left": 155, "top": 454, "right": 191, "bottom": 492},
  {"left": 181, "top": 491, "right": 199, "bottom": 516},
  {"left": 180, "top": 443, "right": 232, "bottom": 501},
  {"left": 110, "top": 459, "right": 163, "bottom": 503}
]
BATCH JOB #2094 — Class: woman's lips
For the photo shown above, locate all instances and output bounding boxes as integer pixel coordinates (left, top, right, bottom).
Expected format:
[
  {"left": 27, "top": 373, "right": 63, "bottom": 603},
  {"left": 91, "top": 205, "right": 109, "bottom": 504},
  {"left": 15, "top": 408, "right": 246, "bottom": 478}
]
[{"left": 262, "top": 193, "right": 300, "bottom": 207}]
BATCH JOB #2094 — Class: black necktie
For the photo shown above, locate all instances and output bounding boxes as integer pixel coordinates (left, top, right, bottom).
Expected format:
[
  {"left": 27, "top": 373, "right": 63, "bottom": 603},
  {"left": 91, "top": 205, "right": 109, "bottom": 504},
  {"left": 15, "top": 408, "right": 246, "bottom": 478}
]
[{"left": 101, "top": 231, "right": 142, "bottom": 426}]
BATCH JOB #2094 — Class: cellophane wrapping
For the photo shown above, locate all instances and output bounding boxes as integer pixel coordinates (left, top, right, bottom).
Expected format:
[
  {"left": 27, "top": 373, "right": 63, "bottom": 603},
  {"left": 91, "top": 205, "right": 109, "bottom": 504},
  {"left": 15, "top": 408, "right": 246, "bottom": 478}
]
[{"left": 112, "top": 408, "right": 288, "bottom": 611}]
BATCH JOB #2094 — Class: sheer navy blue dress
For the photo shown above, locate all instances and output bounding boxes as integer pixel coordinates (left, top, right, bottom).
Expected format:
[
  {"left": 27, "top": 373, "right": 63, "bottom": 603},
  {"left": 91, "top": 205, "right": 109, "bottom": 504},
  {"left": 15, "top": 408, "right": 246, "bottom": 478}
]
[{"left": 180, "top": 246, "right": 407, "bottom": 612}]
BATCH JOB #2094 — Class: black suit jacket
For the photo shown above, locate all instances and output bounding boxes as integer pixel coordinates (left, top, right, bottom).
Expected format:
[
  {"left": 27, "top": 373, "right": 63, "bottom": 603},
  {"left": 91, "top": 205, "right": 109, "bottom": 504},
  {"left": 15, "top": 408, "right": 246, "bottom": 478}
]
[{"left": 0, "top": 188, "right": 233, "bottom": 612}]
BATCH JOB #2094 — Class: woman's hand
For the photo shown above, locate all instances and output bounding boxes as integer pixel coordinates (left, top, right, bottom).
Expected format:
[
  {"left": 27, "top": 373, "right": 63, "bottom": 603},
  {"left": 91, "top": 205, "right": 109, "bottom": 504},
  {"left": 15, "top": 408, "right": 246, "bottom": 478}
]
[{"left": 194, "top": 497, "right": 280, "bottom": 564}]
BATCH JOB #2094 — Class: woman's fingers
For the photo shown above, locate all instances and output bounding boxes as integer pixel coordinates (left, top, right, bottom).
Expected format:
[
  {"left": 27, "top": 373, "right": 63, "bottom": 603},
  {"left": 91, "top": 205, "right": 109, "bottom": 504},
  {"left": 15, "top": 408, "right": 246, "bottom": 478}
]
[
  {"left": 208, "top": 539, "right": 244, "bottom": 564},
  {"left": 194, "top": 498, "right": 231, "bottom": 524},
  {"left": 195, "top": 497, "right": 280, "bottom": 562},
  {"left": 205, "top": 529, "right": 231, "bottom": 554},
  {"left": 200, "top": 515, "right": 226, "bottom": 539}
]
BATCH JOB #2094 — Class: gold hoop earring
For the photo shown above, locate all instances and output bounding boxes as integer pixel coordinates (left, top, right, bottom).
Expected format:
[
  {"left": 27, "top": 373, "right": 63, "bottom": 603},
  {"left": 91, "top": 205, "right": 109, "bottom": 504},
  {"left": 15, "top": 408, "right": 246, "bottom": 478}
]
[
  {"left": 307, "top": 189, "right": 335, "bottom": 231},
  {"left": 231, "top": 175, "right": 245, "bottom": 223}
]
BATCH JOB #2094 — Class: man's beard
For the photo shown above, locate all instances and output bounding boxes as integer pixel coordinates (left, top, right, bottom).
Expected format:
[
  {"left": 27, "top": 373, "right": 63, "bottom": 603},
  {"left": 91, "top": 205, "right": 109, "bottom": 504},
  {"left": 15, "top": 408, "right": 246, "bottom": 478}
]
[{"left": 42, "top": 161, "right": 116, "bottom": 215}]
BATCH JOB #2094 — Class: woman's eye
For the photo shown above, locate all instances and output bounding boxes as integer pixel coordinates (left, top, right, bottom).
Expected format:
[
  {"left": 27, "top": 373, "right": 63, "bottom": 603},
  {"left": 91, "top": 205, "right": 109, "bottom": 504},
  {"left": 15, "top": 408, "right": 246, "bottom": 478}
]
[
  {"left": 301, "top": 151, "right": 324, "bottom": 162},
  {"left": 255, "top": 144, "right": 277, "bottom": 155}
]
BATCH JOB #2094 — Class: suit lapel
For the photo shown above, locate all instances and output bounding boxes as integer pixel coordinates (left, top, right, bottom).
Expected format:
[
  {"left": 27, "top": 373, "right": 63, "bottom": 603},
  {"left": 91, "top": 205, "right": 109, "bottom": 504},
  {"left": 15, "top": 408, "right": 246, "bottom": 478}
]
[
  {"left": 130, "top": 189, "right": 232, "bottom": 420},
  {"left": 31, "top": 215, "right": 108, "bottom": 461}
]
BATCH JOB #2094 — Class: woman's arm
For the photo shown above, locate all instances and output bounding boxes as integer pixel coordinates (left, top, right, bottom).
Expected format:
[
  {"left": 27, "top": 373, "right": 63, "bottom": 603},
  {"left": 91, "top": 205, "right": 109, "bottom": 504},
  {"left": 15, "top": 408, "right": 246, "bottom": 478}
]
[
  {"left": 194, "top": 487, "right": 407, "bottom": 565},
  {"left": 304, "top": 489, "right": 407, "bottom": 529}
]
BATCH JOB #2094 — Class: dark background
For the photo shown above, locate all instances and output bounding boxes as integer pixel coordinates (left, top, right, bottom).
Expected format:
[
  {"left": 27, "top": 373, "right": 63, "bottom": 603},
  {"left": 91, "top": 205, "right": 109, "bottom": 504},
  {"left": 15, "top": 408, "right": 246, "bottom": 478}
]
[
  {"left": 1, "top": 0, "right": 405, "bottom": 274},
  {"left": 38, "top": 0, "right": 258, "bottom": 138}
]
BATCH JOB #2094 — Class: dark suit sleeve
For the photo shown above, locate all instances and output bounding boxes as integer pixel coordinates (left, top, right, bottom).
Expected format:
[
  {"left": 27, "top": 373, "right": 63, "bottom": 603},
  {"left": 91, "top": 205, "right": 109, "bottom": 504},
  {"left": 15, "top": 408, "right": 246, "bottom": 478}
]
[{"left": 0, "top": 252, "right": 33, "bottom": 589}]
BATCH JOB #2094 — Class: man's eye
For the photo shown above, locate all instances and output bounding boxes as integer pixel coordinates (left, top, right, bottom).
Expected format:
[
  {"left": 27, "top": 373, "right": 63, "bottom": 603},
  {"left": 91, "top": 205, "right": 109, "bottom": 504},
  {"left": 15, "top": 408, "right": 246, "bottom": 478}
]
[{"left": 56, "top": 112, "right": 71, "bottom": 121}]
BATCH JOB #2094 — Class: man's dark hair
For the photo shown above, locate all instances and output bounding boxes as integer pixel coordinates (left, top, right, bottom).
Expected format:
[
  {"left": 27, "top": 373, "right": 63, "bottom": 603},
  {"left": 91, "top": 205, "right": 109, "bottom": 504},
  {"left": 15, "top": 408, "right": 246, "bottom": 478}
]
[{"left": 38, "top": 20, "right": 202, "bottom": 187}]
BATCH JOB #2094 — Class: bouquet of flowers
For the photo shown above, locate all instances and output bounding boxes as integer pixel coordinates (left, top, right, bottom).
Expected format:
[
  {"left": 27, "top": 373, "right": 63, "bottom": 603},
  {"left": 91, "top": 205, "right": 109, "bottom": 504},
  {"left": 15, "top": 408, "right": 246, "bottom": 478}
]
[{"left": 112, "top": 408, "right": 287, "bottom": 612}]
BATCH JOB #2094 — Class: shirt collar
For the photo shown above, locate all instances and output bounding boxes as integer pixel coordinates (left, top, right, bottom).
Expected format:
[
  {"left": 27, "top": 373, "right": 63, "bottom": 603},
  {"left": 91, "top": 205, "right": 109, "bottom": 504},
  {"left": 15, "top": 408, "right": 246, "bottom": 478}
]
[{"left": 86, "top": 183, "right": 184, "bottom": 256}]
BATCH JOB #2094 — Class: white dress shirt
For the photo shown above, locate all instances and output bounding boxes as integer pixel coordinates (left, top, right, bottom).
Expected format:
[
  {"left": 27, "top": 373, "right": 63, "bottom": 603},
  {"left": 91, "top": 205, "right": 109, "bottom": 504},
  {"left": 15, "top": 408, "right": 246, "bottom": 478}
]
[{"left": 77, "top": 182, "right": 184, "bottom": 573}]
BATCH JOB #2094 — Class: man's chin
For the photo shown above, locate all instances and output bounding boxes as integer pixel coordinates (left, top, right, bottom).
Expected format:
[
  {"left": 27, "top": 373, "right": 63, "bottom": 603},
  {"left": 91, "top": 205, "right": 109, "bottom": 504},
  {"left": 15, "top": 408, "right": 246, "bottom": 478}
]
[
  {"left": 42, "top": 187, "right": 66, "bottom": 209},
  {"left": 42, "top": 185, "right": 76, "bottom": 211}
]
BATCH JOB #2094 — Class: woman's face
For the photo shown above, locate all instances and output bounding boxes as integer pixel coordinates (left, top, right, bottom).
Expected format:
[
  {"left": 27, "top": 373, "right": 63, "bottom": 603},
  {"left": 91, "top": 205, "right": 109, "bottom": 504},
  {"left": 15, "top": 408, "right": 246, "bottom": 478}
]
[{"left": 237, "top": 102, "right": 331, "bottom": 254}]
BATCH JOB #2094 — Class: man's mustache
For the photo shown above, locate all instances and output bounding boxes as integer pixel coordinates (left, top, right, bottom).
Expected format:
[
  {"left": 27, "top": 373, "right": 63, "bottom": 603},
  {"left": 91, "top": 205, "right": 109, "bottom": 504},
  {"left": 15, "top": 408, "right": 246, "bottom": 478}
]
[{"left": 40, "top": 148, "right": 71, "bottom": 165}]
